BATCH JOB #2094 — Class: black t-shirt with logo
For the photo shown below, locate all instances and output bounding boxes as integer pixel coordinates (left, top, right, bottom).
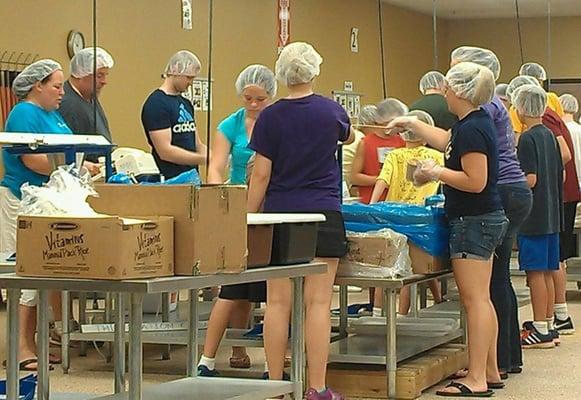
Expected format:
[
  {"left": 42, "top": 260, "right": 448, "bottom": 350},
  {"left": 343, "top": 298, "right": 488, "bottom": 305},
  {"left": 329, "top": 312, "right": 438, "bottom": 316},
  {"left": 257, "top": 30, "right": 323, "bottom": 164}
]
[
  {"left": 443, "top": 108, "right": 503, "bottom": 219},
  {"left": 141, "top": 89, "right": 198, "bottom": 179}
]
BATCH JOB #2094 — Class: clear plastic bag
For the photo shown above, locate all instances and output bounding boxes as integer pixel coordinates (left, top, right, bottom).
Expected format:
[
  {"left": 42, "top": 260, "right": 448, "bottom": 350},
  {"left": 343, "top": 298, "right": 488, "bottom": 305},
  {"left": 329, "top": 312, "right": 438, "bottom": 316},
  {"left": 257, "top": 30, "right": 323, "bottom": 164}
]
[
  {"left": 19, "top": 165, "right": 98, "bottom": 216},
  {"left": 338, "top": 228, "right": 412, "bottom": 279}
]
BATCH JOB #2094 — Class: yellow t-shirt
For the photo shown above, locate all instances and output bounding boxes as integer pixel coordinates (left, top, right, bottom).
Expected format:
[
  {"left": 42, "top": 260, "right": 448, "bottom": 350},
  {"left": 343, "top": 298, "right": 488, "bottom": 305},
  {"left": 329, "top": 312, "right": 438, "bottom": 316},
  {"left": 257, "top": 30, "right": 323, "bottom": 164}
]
[
  {"left": 509, "top": 91, "right": 565, "bottom": 133},
  {"left": 341, "top": 129, "right": 365, "bottom": 189},
  {"left": 376, "top": 146, "right": 444, "bottom": 205}
]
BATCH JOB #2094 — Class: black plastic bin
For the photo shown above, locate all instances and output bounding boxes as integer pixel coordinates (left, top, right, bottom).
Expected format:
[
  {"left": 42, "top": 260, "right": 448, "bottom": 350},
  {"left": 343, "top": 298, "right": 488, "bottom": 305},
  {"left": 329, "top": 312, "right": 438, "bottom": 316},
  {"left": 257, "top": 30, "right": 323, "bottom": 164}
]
[{"left": 270, "top": 222, "right": 319, "bottom": 265}]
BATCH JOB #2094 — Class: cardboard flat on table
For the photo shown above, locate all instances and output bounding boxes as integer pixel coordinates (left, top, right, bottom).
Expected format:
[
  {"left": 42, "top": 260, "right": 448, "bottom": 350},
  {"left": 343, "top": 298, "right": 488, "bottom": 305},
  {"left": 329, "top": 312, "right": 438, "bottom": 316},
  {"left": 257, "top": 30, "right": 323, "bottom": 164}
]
[
  {"left": 17, "top": 215, "right": 173, "bottom": 280},
  {"left": 90, "top": 184, "right": 247, "bottom": 275}
]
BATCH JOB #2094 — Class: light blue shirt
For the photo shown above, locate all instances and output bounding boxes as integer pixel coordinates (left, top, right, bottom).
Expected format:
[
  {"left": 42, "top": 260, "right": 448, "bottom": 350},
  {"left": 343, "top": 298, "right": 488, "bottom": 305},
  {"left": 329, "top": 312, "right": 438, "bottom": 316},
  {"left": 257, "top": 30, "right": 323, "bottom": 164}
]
[
  {"left": 217, "top": 108, "right": 254, "bottom": 184},
  {"left": 1, "top": 102, "right": 72, "bottom": 198}
]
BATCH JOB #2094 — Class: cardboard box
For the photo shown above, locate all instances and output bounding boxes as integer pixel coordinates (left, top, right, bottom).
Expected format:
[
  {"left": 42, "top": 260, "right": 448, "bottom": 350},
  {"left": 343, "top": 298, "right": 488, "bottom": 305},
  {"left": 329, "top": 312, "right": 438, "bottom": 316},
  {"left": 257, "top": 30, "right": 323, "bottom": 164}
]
[
  {"left": 408, "top": 243, "right": 448, "bottom": 274},
  {"left": 16, "top": 215, "right": 174, "bottom": 280},
  {"left": 89, "top": 185, "right": 247, "bottom": 275},
  {"left": 345, "top": 235, "right": 403, "bottom": 268}
]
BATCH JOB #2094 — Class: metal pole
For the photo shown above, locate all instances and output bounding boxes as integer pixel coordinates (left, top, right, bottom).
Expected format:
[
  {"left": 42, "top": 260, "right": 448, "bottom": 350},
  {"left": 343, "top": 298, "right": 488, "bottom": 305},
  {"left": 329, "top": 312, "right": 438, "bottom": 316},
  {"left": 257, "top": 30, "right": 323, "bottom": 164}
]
[
  {"left": 339, "top": 284, "right": 348, "bottom": 338},
  {"left": 547, "top": 0, "right": 552, "bottom": 89},
  {"left": 105, "top": 292, "right": 113, "bottom": 362},
  {"left": 114, "top": 293, "right": 126, "bottom": 393},
  {"left": 79, "top": 292, "right": 88, "bottom": 356},
  {"left": 433, "top": 0, "right": 438, "bottom": 69},
  {"left": 291, "top": 277, "right": 305, "bottom": 398},
  {"left": 187, "top": 289, "right": 199, "bottom": 377},
  {"left": 37, "top": 290, "right": 50, "bottom": 400},
  {"left": 410, "top": 283, "right": 419, "bottom": 317},
  {"left": 61, "top": 291, "right": 70, "bottom": 374},
  {"left": 6, "top": 288, "right": 20, "bottom": 400},
  {"left": 161, "top": 292, "right": 171, "bottom": 360},
  {"left": 385, "top": 288, "right": 397, "bottom": 399},
  {"left": 129, "top": 293, "right": 143, "bottom": 400}
]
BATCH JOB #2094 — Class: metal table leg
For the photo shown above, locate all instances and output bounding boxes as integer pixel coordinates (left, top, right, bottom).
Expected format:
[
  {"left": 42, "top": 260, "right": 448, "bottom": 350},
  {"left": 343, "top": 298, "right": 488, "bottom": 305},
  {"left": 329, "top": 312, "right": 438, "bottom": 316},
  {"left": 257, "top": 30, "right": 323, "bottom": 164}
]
[
  {"left": 187, "top": 289, "right": 199, "bottom": 377},
  {"left": 291, "top": 277, "right": 305, "bottom": 399},
  {"left": 37, "top": 290, "right": 50, "bottom": 400},
  {"left": 161, "top": 292, "right": 171, "bottom": 360},
  {"left": 61, "top": 290, "right": 70, "bottom": 374},
  {"left": 385, "top": 288, "right": 397, "bottom": 399},
  {"left": 105, "top": 293, "right": 113, "bottom": 363},
  {"left": 339, "top": 284, "right": 348, "bottom": 338},
  {"left": 78, "top": 292, "right": 88, "bottom": 356},
  {"left": 114, "top": 293, "right": 125, "bottom": 394},
  {"left": 460, "top": 304, "right": 468, "bottom": 344},
  {"left": 410, "top": 283, "right": 419, "bottom": 318},
  {"left": 6, "top": 288, "right": 20, "bottom": 400},
  {"left": 419, "top": 283, "right": 428, "bottom": 309},
  {"left": 129, "top": 293, "right": 144, "bottom": 400}
]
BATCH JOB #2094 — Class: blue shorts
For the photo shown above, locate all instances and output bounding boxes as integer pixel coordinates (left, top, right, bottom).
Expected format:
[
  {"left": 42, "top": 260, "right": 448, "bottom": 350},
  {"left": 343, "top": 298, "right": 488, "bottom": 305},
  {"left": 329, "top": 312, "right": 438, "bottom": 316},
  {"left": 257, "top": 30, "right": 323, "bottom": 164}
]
[
  {"left": 517, "top": 233, "right": 560, "bottom": 271},
  {"left": 448, "top": 210, "right": 509, "bottom": 261}
]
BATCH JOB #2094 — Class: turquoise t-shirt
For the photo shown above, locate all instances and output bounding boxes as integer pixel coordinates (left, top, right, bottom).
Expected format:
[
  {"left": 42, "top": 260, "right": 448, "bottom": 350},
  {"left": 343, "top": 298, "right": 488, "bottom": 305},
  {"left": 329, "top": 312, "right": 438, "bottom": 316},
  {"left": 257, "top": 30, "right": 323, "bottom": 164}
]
[
  {"left": 1, "top": 102, "right": 72, "bottom": 199},
  {"left": 217, "top": 107, "right": 254, "bottom": 184}
]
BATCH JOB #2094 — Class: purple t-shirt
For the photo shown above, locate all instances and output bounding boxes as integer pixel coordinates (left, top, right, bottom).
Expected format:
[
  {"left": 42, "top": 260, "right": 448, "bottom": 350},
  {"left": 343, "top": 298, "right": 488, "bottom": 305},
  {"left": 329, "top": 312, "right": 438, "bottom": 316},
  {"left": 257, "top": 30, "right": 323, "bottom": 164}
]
[
  {"left": 482, "top": 96, "right": 526, "bottom": 185},
  {"left": 249, "top": 94, "right": 350, "bottom": 212}
]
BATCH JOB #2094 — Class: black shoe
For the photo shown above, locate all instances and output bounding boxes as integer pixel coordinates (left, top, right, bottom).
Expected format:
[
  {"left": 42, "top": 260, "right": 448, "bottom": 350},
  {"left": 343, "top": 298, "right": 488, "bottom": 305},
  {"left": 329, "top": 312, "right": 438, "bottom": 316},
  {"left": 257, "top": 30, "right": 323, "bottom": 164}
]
[
  {"left": 198, "top": 365, "right": 219, "bottom": 377},
  {"left": 554, "top": 315, "right": 575, "bottom": 335},
  {"left": 262, "top": 371, "right": 290, "bottom": 381}
]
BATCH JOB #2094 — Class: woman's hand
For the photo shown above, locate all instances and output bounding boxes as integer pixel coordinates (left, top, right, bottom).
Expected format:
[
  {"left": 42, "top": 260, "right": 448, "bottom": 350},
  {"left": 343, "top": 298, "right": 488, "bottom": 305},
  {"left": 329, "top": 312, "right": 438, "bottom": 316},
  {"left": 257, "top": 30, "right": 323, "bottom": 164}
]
[
  {"left": 413, "top": 159, "right": 442, "bottom": 185},
  {"left": 386, "top": 116, "right": 418, "bottom": 135},
  {"left": 83, "top": 161, "right": 102, "bottom": 176}
]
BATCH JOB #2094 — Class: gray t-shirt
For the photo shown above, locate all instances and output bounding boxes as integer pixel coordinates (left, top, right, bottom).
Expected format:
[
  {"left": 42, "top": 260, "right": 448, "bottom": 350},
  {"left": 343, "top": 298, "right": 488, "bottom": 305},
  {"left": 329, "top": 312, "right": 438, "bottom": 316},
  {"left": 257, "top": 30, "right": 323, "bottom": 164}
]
[
  {"left": 517, "top": 124, "right": 564, "bottom": 235},
  {"left": 58, "top": 80, "right": 111, "bottom": 161}
]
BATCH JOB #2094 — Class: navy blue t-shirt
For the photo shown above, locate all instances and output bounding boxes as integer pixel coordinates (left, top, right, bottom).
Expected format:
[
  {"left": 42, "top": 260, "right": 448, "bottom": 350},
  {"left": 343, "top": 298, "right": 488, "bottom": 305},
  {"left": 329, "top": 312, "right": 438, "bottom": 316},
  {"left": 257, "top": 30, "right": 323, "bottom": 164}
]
[
  {"left": 141, "top": 89, "right": 197, "bottom": 179},
  {"left": 443, "top": 108, "right": 502, "bottom": 219}
]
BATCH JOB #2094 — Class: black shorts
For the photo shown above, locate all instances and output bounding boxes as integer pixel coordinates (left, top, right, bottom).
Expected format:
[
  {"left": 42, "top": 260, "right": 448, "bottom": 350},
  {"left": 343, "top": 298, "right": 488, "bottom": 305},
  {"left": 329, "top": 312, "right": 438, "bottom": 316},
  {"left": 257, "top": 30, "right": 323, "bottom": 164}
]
[
  {"left": 559, "top": 201, "right": 578, "bottom": 261},
  {"left": 218, "top": 210, "right": 347, "bottom": 301}
]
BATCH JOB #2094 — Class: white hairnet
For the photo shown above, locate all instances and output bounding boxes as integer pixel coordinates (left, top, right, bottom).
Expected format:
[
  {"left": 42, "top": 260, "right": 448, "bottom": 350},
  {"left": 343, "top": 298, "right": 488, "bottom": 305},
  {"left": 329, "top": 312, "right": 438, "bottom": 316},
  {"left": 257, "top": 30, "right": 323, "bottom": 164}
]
[
  {"left": 164, "top": 50, "right": 201, "bottom": 76},
  {"left": 506, "top": 75, "right": 540, "bottom": 103},
  {"left": 358, "top": 105, "right": 381, "bottom": 125},
  {"left": 401, "top": 110, "right": 434, "bottom": 142},
  {"left": 70, "top": 47, "right": 114, "bottom": 78},
  {"left": 275, "top": 42, "right": 323, "bottom": 86},
  {"left": 495, "top": 83, "right": 509, "bottom": 100},
  {"left": 12, "top": 59, "right": 62, "bottom": 100},
  {"left": 445, "top": 62, "right": 495, "bottom": 106},
  {"left": 235, "top": 64, "right": 277, "bottom": 97},
  {"left": 559, "top": 94, "right": 579, "bottom": 114},
  {"left": 450, "top": 46, "right": 501, "bottom": 81},
  {"left": 519, "top": 62, "right": 547, "bottom": 81},
  {"left": 376, "top": 98, "right": 408, "bottom": 123},
  {"left": 419, "top": 71, "right": 446, "bottom": 94},
  {"left": 513, "top": 84, "right": 547, "bottom": 118}
]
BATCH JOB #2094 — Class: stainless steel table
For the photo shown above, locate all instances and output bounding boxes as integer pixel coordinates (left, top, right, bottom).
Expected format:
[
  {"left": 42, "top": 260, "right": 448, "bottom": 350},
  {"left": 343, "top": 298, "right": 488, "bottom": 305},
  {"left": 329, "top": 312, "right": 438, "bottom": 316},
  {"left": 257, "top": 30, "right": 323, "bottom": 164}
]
[
  {"left": 0, "top": 263, "right": 327, "bottom": 400},
  {"left": 332, "top": 270, "right": 463, "bottom": 400},
  {"left": 0, "top": 260, "right": 15, "bottom": 274}
]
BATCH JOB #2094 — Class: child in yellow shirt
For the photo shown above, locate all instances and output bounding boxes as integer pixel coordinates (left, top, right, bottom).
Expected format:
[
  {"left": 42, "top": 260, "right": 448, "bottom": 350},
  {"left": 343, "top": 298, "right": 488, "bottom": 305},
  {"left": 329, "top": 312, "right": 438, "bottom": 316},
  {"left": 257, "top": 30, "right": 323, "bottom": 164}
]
[{"left": 370, "top": 109, "right": 444, "bottom": 316}]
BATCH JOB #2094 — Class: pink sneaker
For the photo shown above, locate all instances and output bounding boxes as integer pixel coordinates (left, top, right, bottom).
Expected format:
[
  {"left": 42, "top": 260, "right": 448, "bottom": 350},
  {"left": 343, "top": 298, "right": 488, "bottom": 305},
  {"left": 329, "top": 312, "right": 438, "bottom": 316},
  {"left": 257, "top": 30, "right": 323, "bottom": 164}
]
[{"left": 304, "top": 387, "right": 344, "bottom": 400}]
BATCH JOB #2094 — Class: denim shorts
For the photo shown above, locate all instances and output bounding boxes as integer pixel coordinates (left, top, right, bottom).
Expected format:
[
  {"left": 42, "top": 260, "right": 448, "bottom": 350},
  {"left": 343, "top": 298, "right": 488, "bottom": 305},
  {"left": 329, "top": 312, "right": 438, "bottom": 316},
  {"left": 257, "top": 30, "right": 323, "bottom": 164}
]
[{"left": 448, "top": 210, "right": 509, "bottom": 261}]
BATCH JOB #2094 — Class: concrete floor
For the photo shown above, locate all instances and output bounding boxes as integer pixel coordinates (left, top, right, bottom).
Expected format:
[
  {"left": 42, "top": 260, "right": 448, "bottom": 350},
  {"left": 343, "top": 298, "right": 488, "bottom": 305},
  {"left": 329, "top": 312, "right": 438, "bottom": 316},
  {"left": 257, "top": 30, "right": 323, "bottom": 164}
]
[{"left": 0, "top": 278, "right": 580, "bottom": 399}]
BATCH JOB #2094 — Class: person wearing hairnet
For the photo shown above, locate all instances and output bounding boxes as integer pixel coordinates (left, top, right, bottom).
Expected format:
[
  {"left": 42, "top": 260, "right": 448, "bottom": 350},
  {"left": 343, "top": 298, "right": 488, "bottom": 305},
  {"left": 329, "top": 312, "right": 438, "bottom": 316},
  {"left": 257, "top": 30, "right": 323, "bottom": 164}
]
[
  {"left": 247, "top": 42, "right": 354, "bottom": 400},
  {"left": 410, "top": 70, "right": 458, "bottom": 130},
  {"left": 513, "top": 84, "right": 564, "bottom": 349},
  {"left": 141, "top": 50, "right": 207, "bottom": 179},
  {"left": 198, "top": 65, "right": 277, "bottom": 376},
  {"left": 350, "top": 100, "right": 406, "bottom": 204},
  {"left": 509, "top": 62, "right": 565, "bottom": 133},
  {"left": 0, "top": 59, "right": 73, "bottom": 371},
  {"left": 560, "top": 94, "right": 581, "bottom": 190},
  {"left": 451, "top": 46, "right": 532, "bottom": 380},
  {"left": 495, "top": 83, "right": 510, "bottom": 110},
  {"left": 388, "top": 62, "right": 508, "bottom": 397},
  {"left": 58, "top": 47, "right": 114, "bottom": 170},
  {"left": 509, "top": 78, "right": 580, "bottom": 338},
  {"left": 369, "top": 110, "right": 444, "bottom": 317}
]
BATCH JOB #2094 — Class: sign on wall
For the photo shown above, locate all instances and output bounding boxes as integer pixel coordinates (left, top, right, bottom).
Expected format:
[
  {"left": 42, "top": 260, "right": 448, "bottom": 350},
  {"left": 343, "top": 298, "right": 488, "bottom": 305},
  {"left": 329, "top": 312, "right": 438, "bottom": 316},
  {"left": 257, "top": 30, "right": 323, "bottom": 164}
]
[
  {"left": 182, "top": 78, "right": 213, "bottom": 111},
  {"left": 278, "top": 0, "right": 290, "bottom": 53}
]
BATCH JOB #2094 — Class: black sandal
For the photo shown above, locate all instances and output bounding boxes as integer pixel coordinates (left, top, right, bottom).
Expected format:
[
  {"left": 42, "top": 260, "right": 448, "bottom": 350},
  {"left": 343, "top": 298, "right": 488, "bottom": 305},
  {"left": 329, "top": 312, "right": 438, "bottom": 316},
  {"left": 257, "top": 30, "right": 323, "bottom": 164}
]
[
  {"left": 436, "top": 381, "right": 494, "bottom": 397},
  {"left": 487, "top": 381, "right": 505, "bottom": 389}
]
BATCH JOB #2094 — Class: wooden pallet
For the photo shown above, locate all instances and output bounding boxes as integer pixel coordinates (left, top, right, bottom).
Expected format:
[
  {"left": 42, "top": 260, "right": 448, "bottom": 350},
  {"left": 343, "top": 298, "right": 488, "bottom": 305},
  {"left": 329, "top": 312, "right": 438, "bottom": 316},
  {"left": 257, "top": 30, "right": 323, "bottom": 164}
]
[{"left": 326, "top": 343, "right": 468, "bottom": 399}]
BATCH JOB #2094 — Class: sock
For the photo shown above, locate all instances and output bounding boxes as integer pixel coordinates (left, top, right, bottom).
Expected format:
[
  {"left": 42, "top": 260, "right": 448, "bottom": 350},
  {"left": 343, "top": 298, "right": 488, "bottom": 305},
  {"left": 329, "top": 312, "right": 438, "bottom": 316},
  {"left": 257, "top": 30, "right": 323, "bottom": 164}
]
[
  {"left": 198, "top": 355, "right": 215, "bottom": 370},
  {"left": 533, "top": 321, "right": 549, "bottom": 335},
  {"left": 554, "top": 303, "right": 569, "bottom": 320},
  {"left": 546, "top": 317, "right": 555, "bottom": 331},
  {"left": 373, "top": 307, "right": 382, "bottom": 317}
]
